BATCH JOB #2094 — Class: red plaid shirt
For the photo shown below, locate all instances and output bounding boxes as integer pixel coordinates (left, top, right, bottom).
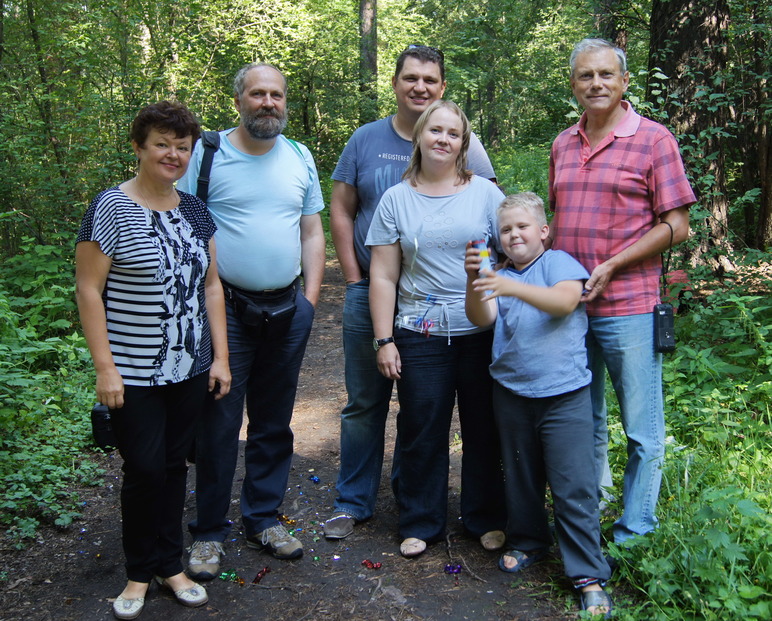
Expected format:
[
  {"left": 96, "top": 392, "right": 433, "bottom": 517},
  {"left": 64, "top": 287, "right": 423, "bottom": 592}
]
[{"left": 549, "top": 102, "right": 696, "bottom": 317}]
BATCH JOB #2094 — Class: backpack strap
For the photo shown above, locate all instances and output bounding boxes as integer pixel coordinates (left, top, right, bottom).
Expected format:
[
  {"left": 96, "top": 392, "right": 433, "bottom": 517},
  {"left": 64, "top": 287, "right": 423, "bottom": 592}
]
[
  {"left": 196, "top": 131, "right": 221, "bottom": 202},
  {"left": 286, "top": 137, "right": 303, "bottom": 159}
]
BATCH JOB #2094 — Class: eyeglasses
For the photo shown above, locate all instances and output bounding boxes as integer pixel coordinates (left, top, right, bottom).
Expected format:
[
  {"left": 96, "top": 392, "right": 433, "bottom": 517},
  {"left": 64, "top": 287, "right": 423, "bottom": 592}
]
[{"left": 406, "top": 44, "right": 444, "bottom": 62}]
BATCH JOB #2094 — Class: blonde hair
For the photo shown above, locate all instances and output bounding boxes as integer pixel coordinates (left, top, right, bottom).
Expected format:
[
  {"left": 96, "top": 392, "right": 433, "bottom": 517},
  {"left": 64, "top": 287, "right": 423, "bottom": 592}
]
[
  {"left": 402, "top": 100, "right": 472, "bottom": 186},
  {"left": 497, "top": 192, "right": 548, "bottom": 227}
]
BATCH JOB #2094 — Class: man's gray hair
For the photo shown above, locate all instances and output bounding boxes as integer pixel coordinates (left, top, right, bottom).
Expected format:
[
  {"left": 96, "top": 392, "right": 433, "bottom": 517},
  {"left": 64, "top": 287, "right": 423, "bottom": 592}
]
[
  {"left": 570, "top": 38, "right": 627, "bottom": 76},
  {"left": 233, "top": 62, "right": 287, "bottom": 97}
]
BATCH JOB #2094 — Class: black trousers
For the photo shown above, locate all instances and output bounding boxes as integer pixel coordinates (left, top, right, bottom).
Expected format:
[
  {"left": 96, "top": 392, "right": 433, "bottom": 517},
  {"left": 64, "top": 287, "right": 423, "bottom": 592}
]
[
  {"left": 111, "top": 373, "right": 208, "bottom": 583},
  {"left": 493, "top": 382, "right": 610, "bottom": 582}
]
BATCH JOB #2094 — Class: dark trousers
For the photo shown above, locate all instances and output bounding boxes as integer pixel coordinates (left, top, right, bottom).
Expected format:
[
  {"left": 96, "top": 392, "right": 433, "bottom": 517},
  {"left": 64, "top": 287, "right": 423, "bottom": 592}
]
[
  {"left": 492, "top": 382, "right": 610, "bottom": 582},
  {"left": 111, "top": 373, "right": 208, "bottom": 583},
  {"left": 394, "top": 327, "right": 506, "bottom": 543},
  {"left": 189, "top": 294, "right": 314, "bottom": 541}
]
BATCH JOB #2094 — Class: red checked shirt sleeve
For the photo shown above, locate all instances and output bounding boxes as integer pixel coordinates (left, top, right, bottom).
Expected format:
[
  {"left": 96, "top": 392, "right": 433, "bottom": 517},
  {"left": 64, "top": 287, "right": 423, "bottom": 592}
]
[{"left": 549, "top": 103, "right": 696, "bottom": 317}]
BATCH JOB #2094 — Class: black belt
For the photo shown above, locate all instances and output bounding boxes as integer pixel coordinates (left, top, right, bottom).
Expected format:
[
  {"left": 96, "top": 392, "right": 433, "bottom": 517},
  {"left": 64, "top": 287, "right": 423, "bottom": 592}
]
[{"left": 221, "top": 277, "right": 299, "bottom": 301}]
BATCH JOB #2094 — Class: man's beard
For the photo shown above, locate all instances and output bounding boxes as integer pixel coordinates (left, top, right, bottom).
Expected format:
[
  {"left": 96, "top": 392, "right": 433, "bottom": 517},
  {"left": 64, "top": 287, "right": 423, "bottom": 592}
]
[{"left": 243, "top": 108, "right": 288, "bottom": 140}]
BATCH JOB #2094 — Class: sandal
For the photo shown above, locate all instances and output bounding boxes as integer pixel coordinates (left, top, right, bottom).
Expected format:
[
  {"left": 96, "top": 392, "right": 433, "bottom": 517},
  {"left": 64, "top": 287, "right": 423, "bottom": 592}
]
[
  {"left": 399, "top": 537, "right": 427, "bottom": 558},
  {"left": 497, "top": 548, "right": 547, "bottom": 573},
  {"left": 113, "top": 595, "right": 145, "bottom": 620},
  {"left": 580, "top": 588, "right": 613, "bottom": 618}
]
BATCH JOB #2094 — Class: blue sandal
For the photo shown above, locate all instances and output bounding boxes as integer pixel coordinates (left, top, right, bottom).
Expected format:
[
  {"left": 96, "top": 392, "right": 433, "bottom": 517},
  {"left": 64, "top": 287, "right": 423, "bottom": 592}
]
[
  {"left": 580, "top": 588, "right": 613, "bottom": 618},
  {"left": 497, "top": 548, "right": 547, "bottom": 573}
]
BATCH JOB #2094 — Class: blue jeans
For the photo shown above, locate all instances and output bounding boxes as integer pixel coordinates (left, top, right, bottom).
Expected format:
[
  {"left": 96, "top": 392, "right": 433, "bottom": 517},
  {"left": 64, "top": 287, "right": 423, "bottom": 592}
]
[
  {"left": 587, "top": 313, "right": 664, "bottom": 543},
  {"left": 189, "top": 293, "right": 314, "bottom": 541},
  {"left": 394, "top": 327, "right": 506, "bottom": 542},
  {"left": 333, "top": 279, "right": 396, "bottom": 521}
]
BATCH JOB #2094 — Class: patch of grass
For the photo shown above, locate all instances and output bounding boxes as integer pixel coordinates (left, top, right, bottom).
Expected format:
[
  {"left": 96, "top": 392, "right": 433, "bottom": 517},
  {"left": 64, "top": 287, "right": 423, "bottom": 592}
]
[{"left": 600, "top": 254, "right": 772, "bottom": 620}]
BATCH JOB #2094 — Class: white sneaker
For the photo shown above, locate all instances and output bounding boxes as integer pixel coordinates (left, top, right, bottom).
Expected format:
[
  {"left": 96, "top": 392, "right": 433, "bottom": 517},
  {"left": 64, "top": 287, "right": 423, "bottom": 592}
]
[
  {"left": 187, "top": 540, "right": 224, "bottom": 580},
  {"left": 247, "top": 524, "right": 303, "bottom": 559}
]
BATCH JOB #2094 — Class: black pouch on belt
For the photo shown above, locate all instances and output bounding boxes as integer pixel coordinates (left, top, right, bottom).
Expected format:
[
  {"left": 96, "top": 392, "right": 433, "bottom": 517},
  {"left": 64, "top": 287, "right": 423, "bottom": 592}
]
[{"left": 223, "top": 278, "right": 298, "bottom": 335}]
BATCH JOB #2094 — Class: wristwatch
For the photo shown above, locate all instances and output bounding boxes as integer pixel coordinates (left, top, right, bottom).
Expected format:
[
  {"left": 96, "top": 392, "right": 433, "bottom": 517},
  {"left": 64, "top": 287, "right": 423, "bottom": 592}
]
[{"left": 373, "top": 336, "right": 395, "bottom": 351}]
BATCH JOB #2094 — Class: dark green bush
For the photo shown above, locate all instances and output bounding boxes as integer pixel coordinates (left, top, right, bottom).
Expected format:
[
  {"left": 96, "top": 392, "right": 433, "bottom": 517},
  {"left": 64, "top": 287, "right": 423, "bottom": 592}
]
[{"left": 0, "top": 241, "right": 100, "bottom": 547}]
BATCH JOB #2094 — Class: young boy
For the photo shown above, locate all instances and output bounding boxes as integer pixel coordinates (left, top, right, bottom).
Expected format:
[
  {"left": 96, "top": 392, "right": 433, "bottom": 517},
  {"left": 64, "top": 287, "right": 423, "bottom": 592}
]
[{"left": 464, "top": 192, "right": 612, "bottom": 618}]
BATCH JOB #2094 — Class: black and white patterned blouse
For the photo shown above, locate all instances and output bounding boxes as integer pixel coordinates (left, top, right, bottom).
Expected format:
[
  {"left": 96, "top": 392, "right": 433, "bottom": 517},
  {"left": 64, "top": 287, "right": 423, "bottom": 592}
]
[{"left": 77, "top": 187, "right": 216, "bottom": 386}]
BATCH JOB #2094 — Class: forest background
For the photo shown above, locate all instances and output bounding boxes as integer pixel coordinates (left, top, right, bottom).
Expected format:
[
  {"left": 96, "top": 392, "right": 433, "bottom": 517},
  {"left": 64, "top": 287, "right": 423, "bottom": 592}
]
[{"left": 0, "top": 1, "right": 770, "bottom": 619}]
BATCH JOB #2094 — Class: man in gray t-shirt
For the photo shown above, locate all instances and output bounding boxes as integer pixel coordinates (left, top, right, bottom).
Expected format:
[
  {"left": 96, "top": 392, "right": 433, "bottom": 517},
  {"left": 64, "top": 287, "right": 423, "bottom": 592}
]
[{"left": 324, "top": 45, "right": 496, "bottom": 539}]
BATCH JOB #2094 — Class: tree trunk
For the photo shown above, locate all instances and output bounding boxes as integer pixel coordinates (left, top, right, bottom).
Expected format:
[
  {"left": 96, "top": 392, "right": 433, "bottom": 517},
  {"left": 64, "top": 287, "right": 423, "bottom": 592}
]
[
  {"left": 25, "top": 1, "right": 69, "bottom": 187},
  {"left": 748, "top": 11, "right": 772, "bottom": 248},
  {"left": 649, "top": 0, "right": 734, "bottom": 272},
  {"left": 593, "top": 0, "right": 628, "bottom": 49},
  {"left": 358, "top": 0, "right": 377, "bottom": 125},
  {"left": 485, "top": 78, "right": 498, "bottom": 148},
  {"left": 756, "top": 128, "right": 772, "bottom": 247}
]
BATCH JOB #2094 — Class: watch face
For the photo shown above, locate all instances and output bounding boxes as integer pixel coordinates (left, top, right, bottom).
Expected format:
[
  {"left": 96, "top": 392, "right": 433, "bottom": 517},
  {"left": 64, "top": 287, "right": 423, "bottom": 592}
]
[{"left": 373, "top": 338, "right": 380, "bottom": 351}]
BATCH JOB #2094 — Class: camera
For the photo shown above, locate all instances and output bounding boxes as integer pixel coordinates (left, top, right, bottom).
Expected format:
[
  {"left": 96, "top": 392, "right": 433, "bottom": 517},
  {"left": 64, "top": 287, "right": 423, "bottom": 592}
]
[{"left": 653, "top": 303, "right": 675, "bottom": 353}]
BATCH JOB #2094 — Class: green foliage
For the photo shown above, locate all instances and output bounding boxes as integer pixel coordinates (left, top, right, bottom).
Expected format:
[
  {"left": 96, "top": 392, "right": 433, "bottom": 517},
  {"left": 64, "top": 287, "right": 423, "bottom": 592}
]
[
  {"left": 604, "top": 253, "right": 772, "bottom": 620},
  {"left": 3, "top": 236, "right": 80, "bottom": 338},
  {"left": 0, "top": 244, "right": 100, "bottom": 546},
  {"left": 490, "top": 145, "right": 550, "bottom": 200},
  {"left": 418, "top": 0, "right": 592, "bottom": 147}
]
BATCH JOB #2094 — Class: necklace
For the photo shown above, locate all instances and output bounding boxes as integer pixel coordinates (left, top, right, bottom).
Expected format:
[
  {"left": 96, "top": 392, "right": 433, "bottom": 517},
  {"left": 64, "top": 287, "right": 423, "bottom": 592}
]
[{"left": 134, "top": 179, "right": 178, "bottom": 212}]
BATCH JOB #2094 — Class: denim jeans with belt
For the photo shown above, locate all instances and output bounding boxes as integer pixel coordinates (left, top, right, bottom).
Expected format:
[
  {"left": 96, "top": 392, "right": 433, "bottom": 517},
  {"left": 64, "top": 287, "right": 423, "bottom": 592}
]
[
  {"left": 189, "top": 293, "right": 314, "bottom": 541},
  {"left": 394, "top": 326, "right": 506, "bottom": 543},
  {"left": 333, "top": 279, "right": 396, "bottom": 521},
  {"left": 586, "top": 312, "right": 664, "bottom": 543}
]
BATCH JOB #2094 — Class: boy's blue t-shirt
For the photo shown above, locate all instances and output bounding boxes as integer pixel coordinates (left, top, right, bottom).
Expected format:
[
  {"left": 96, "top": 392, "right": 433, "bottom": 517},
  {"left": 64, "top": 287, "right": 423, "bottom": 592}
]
[{"left": 490, "top": 249, "right": 591, "bottom": 398}]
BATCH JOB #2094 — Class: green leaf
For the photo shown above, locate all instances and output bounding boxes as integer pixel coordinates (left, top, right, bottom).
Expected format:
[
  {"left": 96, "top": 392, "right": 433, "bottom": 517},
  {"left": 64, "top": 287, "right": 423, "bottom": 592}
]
[{"left": 738, "top": 585, "right": 767, "bottom": 600}]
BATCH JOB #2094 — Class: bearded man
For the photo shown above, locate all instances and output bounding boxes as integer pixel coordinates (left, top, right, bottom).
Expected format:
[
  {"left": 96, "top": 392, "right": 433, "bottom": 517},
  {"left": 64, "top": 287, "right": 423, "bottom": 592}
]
[{"left": 176, "top": 63, "right": 325, "bottom": 577}]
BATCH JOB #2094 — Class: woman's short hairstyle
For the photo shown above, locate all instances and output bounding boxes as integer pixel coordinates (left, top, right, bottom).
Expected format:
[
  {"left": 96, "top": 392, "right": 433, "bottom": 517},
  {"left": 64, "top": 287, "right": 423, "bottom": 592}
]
[
  {"left": 402, "top": 100, "right": 472, "bottom": 185},
  {"left": 497, "top": 192, "right": 548, "bottom": 228},
  {"left": 130, "top": 100, "right": 201, "bottom": 147}
]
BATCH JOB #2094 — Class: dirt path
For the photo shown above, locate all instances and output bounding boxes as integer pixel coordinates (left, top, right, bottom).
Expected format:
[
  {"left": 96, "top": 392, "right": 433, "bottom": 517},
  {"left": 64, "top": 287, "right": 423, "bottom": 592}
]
[{"left": 0, "top": 260, "right": 573, "bottom": 621}]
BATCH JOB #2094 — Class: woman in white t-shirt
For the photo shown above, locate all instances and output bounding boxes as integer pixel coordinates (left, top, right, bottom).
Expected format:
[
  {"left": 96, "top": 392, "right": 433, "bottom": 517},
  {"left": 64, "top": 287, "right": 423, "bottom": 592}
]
[
  {"left": 76, "top": 101, "right": 231, "bottom": 619},
  {"left": 367, "top": 100, "right": 506, "bottom": 558}
]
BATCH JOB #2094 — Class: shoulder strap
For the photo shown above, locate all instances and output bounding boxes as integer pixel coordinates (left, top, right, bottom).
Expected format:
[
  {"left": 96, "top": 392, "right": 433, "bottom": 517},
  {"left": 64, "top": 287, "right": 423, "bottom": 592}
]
[
  {"left": 286, "top": 137, "right": 304, "bottom": 159},
  {"left": 196, "top": 131, "right": 221, "bottom": 202},
  {"left": 283, "top": 137, "right": 315, "bottom": 194}
]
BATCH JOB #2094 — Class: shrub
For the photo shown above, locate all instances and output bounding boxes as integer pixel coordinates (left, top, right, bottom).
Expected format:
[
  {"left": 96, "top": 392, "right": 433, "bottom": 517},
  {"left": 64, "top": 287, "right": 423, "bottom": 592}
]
[
  {"left": 490, "top": 145, "right": 550, "bottom": 203},
  {"left": 604, "top": 253, "right": 772, "bottom": 619},
  {"left": 0, "top": 241, "right": 100, "bottom": 547}
]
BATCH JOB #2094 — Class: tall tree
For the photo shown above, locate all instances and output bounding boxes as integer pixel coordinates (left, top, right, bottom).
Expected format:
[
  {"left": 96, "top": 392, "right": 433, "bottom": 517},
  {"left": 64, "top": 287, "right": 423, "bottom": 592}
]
[
  {"left": 729, "top": 0, "right": 772, "bottom": 248},
  {"left": 592, "top": 0, "right": 628, "bottom": 48},
  {"left": 649, "top": 0, "right": 734, "bottom": 269},
  {"left": 359, "top": 0, "right": 377, "bottom": 124}
]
